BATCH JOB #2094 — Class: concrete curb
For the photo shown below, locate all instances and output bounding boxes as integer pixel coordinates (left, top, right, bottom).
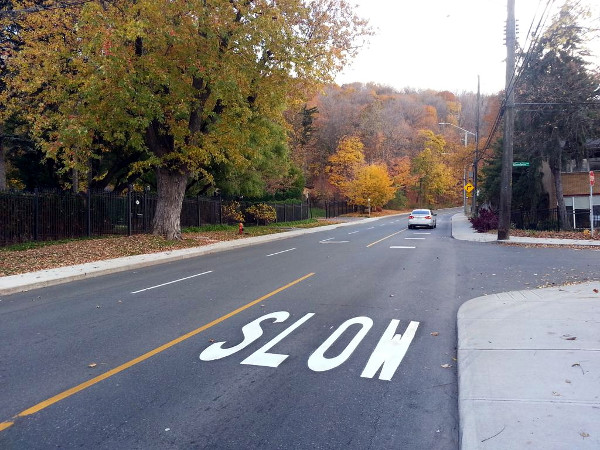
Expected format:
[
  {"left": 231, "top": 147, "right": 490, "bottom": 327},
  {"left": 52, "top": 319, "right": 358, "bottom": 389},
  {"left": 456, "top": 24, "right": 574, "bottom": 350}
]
[
  {"left": 0, "top": 216, "right": 388, "bottom": 295},
  {"left": 457, "top": 282, "right": 600, "bottom": 449}
]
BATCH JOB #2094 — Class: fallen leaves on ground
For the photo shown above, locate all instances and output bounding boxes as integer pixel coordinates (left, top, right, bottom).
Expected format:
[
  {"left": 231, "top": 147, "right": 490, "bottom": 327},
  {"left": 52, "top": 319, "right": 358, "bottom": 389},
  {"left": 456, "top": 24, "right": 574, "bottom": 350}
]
[
  {"left": 509, "top": 229, "right": 600, "bottom": 240},
  {"left": 1, "top": 231, "right": 256, "bottom": 276},
  {"left": 0, "top": 221, "right": 345, "bottom": 277}
]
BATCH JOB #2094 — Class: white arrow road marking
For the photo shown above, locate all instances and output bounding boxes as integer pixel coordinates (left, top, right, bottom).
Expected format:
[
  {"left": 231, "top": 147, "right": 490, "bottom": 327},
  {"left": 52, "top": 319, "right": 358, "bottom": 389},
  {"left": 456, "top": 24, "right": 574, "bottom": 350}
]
[
  {"left": 131, "top": 271, "right": 213, "bottom": 294},
  {"left": 320, "top": 237, "right": 349, "bottom": 243},
  {"left": 266, "top": 248, "right": 296, "bottom": 257}
]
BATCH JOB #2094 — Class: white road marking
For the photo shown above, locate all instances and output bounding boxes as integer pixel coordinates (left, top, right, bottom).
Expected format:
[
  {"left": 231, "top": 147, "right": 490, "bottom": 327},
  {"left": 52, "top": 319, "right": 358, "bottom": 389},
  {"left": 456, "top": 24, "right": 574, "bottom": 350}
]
[
  {"left": 348, "top": 231, "right": 360, "bottom": 235},
  {"left": 390, "top": 246, "right": 416, "bottom": 249},
  {"left": 320, "top": 241, "right": 350, "bottom": 244},
  {"left": 242, "top": 313, "right": 315, "bottom": 367},
  {"left": 405, "top": 238, "right": 425, "bottom": 240},
  {"left": 367, "top": 227, "right": 375, "bottom": 230},
  {"left": 308, "top": 317, "right": 373, "bottom": 372},
  {"left": 320, "top": 237, "right": 334, "bottom": 242},
  {"left": 266, "top": 248, "right": 296, "bottom": 257},
  {"left": 361, "top": 320, "right": 420, "bottom": 381},
  {"left": 131, "top": 271, "right": 213, "bottom": 294},
  {"left": 413, "top": 232, "right": 431, "bottom": 235}
]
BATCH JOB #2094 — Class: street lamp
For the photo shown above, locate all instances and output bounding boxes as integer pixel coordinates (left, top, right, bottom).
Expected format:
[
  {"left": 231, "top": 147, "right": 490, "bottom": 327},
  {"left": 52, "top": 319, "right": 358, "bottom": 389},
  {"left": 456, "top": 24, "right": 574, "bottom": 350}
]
[
  {"left": 438, "top": 123, "right": 476, "bottom": 147},
  {"left": 438, "top": 122, "right": 479, "bottom": 215}
]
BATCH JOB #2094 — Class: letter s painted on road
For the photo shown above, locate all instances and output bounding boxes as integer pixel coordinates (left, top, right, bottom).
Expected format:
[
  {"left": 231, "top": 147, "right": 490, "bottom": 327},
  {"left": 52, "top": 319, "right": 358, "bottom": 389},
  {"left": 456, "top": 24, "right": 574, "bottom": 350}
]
[{"left": 199, "top": 311, "right": 289, "bottom": 361}]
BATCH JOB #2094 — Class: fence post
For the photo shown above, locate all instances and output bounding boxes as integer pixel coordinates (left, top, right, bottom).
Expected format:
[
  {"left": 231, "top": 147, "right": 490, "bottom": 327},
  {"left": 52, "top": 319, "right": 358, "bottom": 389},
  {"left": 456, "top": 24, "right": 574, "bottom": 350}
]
[
  {"left": 87, "top": 189, "right": 92, "bottom": 237},
  {"left": 34, "top": 188, "right": 39, "bottom": 241},
  {"left": 218, "top": 195, "right": 222, "bottom": 225},
  {"left": 127, "top": 184, "right": 132, "bottom": 236},
  {"left": 197, "top": 194, "right": 201, "bottom": 227}
]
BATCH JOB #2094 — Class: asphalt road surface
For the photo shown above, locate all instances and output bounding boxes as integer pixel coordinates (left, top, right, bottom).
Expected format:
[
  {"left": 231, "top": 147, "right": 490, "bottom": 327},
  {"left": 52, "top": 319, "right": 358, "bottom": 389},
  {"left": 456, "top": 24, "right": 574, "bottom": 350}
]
[{"left": 1, "top": 209, "right": 598, "bottom": 449}]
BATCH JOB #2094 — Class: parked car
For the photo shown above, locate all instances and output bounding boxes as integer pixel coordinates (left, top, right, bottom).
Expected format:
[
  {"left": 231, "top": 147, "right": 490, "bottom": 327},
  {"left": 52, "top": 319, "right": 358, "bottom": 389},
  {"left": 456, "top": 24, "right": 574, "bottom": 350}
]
[{"left": 408, "top": 209, "right": 437, "bottom": 229}]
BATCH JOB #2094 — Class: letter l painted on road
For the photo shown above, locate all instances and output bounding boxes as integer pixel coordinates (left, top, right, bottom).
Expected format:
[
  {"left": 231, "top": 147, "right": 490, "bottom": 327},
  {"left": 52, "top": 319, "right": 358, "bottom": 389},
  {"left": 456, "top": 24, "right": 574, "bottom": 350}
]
[{"left": 241, "top": 313, "right": 315, "bottom": 367}]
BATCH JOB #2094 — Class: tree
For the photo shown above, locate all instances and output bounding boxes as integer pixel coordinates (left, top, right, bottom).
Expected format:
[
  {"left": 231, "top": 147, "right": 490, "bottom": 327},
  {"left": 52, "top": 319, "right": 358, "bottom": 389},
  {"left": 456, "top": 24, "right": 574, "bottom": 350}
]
[
  {"left": 2, "top": 0, "right": 371, "bottom": 239},
  {"left": 345, "top": 163, "right": 396, "bottom": 208},
  {"left": 411, "top": 130, "right": 454, "bottom": 206},
  {"left": 326, "top": 136, "right": 366, "bottom": 194},
  {"left": 515, "top": 1, "right": 599, "bottom": 229}
]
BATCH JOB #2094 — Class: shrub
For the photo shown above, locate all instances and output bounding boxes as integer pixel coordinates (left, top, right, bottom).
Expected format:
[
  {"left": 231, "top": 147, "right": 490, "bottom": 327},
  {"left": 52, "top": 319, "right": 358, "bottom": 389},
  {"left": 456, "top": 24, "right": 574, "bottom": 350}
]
[
  {"left": 246, "top": 203, "right": 277, "bottom": 225},
  {"left": 469, "top": 208, "right": 498, "bottom": 233},
  {"left": 222, "top": 201, "right": 244, "bottom": 223}
]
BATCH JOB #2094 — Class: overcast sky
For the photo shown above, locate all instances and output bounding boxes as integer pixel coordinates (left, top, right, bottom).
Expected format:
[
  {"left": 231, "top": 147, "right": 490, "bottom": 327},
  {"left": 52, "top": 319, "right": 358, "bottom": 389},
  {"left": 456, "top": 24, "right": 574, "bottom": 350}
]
[{"left": 336, "top": 0, "right": 600, "bottom": 94}]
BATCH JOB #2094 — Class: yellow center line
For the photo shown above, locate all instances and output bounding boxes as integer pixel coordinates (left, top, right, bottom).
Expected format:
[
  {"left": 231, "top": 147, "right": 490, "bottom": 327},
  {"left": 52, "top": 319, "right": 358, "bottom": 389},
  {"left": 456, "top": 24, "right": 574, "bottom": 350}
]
[
  {"left": 0, "top": 272, "right": 315, "bottom": 432},
  {"left": 366, "top": 229, "right": 407, "bottom": 248}
]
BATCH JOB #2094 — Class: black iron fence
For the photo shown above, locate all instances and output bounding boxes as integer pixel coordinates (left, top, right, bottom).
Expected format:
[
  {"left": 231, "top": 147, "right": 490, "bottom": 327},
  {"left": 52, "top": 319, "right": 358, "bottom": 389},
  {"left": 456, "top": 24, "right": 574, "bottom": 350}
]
[
  {"left": 324, "top": 201, "right": 354, "bottom": 218},
  {"left": 0, "top": 189, "right": 314, "bottom": 247},
  {"left": 510, "top": 208, "right": 560, "bottom": 231},
  {"left": 510, "top": 207, "right": 600, "bottom": 231}
]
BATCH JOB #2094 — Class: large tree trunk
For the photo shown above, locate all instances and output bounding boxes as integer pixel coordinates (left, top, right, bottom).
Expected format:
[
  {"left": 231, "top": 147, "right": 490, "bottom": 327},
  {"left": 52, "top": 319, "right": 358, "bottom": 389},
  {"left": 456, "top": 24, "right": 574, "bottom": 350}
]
[
  {"left": 152, "top": 167, "right": 188, "bottom": 240},
  {"left": 550, "top": 158, "right": 570, "bottom": 230}
]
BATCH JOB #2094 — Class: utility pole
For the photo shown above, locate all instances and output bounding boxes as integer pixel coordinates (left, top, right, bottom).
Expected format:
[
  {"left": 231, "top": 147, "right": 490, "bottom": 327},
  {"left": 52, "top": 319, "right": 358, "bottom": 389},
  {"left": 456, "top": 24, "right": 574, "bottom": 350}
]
[
  {"left": 498, "top": 0, "right": 515, "bottom": 240},
  {"left": 471, "top": 75, "right": 481, "bottom": 216}
]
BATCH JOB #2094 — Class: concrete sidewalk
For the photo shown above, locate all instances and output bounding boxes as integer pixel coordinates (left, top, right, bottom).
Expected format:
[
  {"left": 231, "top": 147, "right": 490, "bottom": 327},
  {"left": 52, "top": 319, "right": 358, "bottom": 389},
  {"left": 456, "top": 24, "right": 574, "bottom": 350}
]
[
  {"left": 458, "top": 283, "right": 600, "bottom": 449},
  {"left": 454, "top": 213, "right": 600, "bottom": 449}
]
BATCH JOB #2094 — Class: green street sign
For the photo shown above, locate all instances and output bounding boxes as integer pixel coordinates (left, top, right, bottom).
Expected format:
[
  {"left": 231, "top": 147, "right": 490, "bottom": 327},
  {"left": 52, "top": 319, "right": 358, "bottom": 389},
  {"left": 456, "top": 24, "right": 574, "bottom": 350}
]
[{"left": 513, "top": 161, "right": 530, "bottom": 167}]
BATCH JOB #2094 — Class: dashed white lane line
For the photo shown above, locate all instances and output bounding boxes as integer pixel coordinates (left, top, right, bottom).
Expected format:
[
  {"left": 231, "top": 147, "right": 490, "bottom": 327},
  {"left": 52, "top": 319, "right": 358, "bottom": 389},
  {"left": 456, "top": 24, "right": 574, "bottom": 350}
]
[
  {"left": 348, "top": 231, "right": 360, "bottom": 235},
  {"left": 131, "top": 271, "right": 213, "bottom": 294},
  {"left": 367, "top": 227, "right": 375, "bottom": 230},
  {"left": 390, "top": 246, "right": 416, "bottom": 249},
  {"left": 405, "top": 238, "right": 426, "bottom": 240},
  {"left": 266, "top": 248, "right": 296, "bottom": 257}
]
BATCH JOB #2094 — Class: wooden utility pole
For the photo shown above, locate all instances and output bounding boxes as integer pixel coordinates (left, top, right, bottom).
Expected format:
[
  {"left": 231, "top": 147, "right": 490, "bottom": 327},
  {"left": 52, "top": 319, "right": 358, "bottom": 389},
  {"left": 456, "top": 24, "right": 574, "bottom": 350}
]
[
  {"left": 498, "top": 0, "right": 515, "bottom": 240},
  {"left": 471, "top": 75, "right": 481, "bottom": 216}
]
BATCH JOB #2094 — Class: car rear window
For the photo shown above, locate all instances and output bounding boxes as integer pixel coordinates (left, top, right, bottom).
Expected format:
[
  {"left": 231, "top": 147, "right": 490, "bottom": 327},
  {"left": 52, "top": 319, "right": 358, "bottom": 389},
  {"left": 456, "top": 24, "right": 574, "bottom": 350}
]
[{"left": 412, "top": 210, "right": 430, "bottom": 215}]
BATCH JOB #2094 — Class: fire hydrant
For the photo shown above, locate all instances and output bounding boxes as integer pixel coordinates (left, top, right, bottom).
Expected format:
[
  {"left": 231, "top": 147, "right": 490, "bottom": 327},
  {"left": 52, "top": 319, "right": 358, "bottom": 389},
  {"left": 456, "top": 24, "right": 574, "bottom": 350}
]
[{"left": 238, "top": 222, "right": 244, "bottom": 235}]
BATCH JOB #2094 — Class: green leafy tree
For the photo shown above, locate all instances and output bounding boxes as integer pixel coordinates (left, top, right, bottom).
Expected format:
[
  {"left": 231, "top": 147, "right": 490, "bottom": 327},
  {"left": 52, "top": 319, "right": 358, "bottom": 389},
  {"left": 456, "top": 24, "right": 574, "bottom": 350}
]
[
  {"left": 515, "top": 1, "right": 599, "bottom": 229},
  {"left": 1, "top": 0, "right": 370, "bottom": 239}
]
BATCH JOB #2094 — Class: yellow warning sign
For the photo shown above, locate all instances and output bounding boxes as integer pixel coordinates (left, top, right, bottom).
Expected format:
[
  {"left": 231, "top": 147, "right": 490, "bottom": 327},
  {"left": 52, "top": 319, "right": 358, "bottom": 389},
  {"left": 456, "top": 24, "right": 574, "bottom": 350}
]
[{"left": 464, "top": 182, "right": 474, "bottom": 193}]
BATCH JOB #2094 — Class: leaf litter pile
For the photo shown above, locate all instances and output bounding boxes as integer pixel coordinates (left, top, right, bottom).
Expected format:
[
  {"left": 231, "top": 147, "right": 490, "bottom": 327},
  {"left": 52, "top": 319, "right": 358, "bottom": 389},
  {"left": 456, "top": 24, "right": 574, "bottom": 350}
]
[{"left": 0, "top": 231, "right": 250, "bottom": 276}]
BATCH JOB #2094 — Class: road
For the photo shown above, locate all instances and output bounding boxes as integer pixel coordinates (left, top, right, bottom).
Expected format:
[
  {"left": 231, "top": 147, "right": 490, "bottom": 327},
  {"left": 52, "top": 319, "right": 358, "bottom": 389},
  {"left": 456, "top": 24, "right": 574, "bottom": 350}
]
[{"left": 1, "top": 209, "right": 598, "bottom": 449}]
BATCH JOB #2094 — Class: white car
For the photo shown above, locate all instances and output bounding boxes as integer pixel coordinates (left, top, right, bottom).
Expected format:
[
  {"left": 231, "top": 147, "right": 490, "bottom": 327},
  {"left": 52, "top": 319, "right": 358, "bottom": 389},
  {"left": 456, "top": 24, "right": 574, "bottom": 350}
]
[{"left": 407, "top": 209, "right": 437, "bottom": 229}]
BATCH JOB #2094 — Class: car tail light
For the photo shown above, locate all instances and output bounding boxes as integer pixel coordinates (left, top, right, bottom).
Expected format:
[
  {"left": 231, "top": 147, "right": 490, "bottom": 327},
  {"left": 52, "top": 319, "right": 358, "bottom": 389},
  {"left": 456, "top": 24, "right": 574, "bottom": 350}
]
[
  {"left": 408, "top": 215, "right": 414, "bottom": 219},
  {"left": 425, "top": 215, "right": 431, "bottom": 219}
]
